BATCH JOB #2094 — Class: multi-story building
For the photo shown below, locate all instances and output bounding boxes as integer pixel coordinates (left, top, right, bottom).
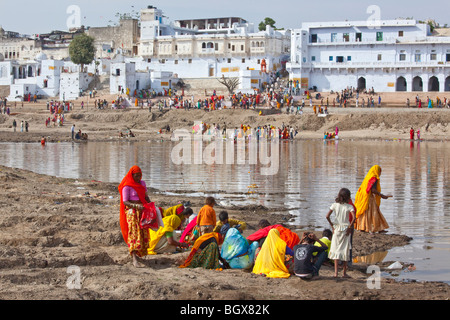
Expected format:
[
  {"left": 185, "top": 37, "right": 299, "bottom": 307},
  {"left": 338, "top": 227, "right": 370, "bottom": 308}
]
[
  {"left": 286, "top": 20, "right": 450, "bottom": 93},
  {"left": 137, "top": 6, "right": 290, "bottom": 80}
]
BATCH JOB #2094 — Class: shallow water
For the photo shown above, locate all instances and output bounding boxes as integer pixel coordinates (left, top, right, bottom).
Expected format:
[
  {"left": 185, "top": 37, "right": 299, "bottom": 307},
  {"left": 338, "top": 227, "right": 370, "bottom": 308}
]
[{"left": 0, "top": 138, "right": 449, "bottom": 283}]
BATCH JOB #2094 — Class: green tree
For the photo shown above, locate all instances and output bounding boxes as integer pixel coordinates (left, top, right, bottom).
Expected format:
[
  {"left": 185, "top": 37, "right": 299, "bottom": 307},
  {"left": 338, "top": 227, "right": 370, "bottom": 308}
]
[
  {"left": 69, "top": 33, "right": 95, "bottom": 71},
  {"left": 258, "top": 17, "right": 277, "bottom": 31}
]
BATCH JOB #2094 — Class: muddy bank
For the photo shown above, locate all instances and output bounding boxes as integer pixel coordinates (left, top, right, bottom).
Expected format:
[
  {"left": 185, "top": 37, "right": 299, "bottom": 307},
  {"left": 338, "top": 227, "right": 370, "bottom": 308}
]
[{"left": 0, "top": 165, "right": 448, "bottom": 301}]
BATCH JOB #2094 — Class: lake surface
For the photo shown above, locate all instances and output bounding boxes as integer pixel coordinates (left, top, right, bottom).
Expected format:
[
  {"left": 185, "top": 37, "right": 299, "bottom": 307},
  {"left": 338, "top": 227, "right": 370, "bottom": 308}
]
[{"left": 0, "top": 138, "right": 449, "bottom": 284}]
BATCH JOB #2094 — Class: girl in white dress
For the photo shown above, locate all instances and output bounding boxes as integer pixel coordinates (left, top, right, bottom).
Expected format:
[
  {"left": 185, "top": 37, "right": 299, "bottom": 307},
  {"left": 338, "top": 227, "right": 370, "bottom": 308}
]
[{"left": 326, "top": 188, "right": 356, "bottom": 278}]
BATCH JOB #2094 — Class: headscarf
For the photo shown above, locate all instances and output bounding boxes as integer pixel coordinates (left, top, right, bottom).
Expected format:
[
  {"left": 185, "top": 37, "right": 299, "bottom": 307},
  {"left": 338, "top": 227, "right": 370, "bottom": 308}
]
[
  {"left": 179, "top": 232, "right": 221, "bottom": 268},
  {"left": 275, "top": 225, "right": 300, "bottom": 250},
  {"left": 354, "top": 165, "right": 381, "bottom": 218},
  {"left": 147, "top": 215, "right": 181, "bottom": 255},
  {"left": 163, "top": 204, "right": 184, "bottom": 218},
  {"left": 221, "top": 228, "right": 248, "bottom": 261},
  {"left": 252, "top": 229, "right": 290, "bottom": 278},
  {"left": 118, "top": 166, "right": 148, "bottom": 243},
  {"left": 247, "top": 224, "right": 281, "bottom": 242}
]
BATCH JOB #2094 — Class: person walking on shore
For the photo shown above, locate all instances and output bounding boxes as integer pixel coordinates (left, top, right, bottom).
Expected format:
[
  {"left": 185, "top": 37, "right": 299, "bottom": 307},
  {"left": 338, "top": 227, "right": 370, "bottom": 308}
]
[
  {"left": 71, "top": 124, "right": 75, "bottom": 140},
  {"left": 12, "top": 119, "right": 16, "bottom": 132}
]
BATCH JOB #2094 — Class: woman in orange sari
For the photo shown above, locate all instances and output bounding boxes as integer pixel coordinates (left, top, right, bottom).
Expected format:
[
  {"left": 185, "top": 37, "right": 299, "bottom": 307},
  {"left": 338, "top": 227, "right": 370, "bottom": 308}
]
[
  {"left": 354, "top": 165, "right": 392, "bottom": 233},
  {"left": 118, "top": 165, "right": 151, "bottom": 267}
]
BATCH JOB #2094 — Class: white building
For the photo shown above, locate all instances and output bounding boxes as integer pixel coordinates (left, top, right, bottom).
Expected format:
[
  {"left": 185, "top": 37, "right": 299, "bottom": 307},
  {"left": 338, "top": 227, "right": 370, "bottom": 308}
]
[
  {"left": 286, "top": 20, "right": 450, "bottom": 93},
  {"left": 136, "top": 6, "right": 290, "bottom": 92}
]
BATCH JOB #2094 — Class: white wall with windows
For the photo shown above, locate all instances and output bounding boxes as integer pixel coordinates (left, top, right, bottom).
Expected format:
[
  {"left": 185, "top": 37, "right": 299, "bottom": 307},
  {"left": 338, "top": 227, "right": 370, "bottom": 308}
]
[{"left": 287, "top": 20, "right": 450, "bottom": 92}]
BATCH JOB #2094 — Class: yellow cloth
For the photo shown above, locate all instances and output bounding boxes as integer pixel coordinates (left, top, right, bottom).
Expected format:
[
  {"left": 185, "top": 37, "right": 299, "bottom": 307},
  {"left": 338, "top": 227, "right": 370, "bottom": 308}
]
[
  {"left": 148, "top": 215, "right": 181, "bottom": 255},
  {"left": 213, "top": 218, "right": 247, "bottom": 233},
  {"left": 313, "top": 237, "right": 331, "bottom": 255},
  {"left": 354, "top": 165, "right": 381, "bottom": 219},
  {"left": 252, "top": 229, "right": 290, "bottom": 278},
  {"left": 163, "top": 204, "right": 183, "bottom": 217}
]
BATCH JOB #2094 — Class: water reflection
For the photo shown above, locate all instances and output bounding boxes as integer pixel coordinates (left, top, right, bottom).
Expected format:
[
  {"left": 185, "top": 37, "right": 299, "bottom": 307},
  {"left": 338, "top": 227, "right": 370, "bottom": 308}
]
[
  {"left": 0, "top": 139, "right": 449, "bottom": 283},
  {"left": 354, "top": 251, "right": 388, "bottom": 265}
]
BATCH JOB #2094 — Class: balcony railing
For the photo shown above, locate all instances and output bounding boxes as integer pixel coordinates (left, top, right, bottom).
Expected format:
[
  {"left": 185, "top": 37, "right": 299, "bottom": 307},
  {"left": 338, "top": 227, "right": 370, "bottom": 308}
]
[{"left": 303, "top": 60, "right": 450, "bottom": 68}]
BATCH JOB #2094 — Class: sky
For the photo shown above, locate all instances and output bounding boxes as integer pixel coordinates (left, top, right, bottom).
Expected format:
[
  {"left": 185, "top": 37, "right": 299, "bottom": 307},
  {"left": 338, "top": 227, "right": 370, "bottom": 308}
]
[{"left": 0, "top": 0, "right": 449, "bottom": 35}]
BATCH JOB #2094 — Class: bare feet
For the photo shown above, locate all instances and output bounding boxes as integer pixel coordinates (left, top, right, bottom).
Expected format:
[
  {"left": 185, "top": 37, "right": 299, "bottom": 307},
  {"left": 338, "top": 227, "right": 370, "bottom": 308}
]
[{"left": 132, "top": 253, "right": 145, "bottom": 268}]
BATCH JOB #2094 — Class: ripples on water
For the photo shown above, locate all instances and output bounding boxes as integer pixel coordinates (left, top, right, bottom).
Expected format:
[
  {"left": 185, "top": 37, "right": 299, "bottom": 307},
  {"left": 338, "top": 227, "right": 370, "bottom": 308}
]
[{"left": 0, "top": 138, "right": 448, "bottom": 283}]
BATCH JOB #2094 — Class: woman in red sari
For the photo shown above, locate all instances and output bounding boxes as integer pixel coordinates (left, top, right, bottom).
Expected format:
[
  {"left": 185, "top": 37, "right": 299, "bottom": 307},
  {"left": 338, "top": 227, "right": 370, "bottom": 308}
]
[{"left": 118, "top": 166, "right": 151, "bottom": 267}]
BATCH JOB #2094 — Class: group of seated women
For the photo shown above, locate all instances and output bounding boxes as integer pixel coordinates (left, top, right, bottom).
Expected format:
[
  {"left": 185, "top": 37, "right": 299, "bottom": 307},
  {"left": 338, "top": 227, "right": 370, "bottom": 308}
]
[{"left": 147, "top": 202, "right": 332, "bottom": 279}]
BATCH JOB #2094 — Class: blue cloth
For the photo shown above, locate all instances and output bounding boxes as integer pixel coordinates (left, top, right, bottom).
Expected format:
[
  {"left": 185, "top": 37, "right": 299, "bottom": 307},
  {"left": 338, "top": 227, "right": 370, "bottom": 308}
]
[{"left": 221, "top": 228, "right": 258, "bottom": 269}]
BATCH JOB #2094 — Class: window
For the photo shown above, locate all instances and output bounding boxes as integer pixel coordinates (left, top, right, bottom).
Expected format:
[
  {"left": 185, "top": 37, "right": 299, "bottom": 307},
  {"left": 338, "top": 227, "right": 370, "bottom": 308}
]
[
  {"left": 356, "top": 32, "right": 362, "bottom": 42},
  {"left": 257, "top": 59, "right": 261, "bottom": 64},
  {"left": 311, "top": 56, "right": 316, "bottom": 61},
  {"left": 377, "top": 54, "right": 382, "bottom": 61},
  {"left": 398, "top": 31, "right": 404, "bottom": 37},
  {"left": 232, "top": 45, "right": 235, "bottom": 51},
  {"left": 430, "top": 53, "right": 437, "bottom": 61},
  {"left": 331, "top": 33, "right": 337, "bottom": 42},
  {"left": 215, "top": 43, "right": 218, "bottom": 51},
  {"left": 415, "top": 54, "right": 421, "bottom": 62},
  {"left": 311, "top": 34, "right": 318, "bottom": 43},
  {"left": 188, "top": 59, "right": 192, "bottom": 64},
  {"left": 227, "top": 58, "right": 231, "bottom": 63},
  {"left": 241, "top": 45, "right": 244, "bottom": 51},
  {"left": 336, "top": 56, "right": 344, "bottom": 63},
  {"left": 242, "top": 58, "right": 245, "bottom": 63},
  {"left": 329, "top": 56, "right": 333, "bottom": 61},
  {"left": 202, "top": 42, "right": 206, "bottom": 49},
  {"left": 343, "top": 33, "right": 349, "bottom": 42},
  {"left": 399, "top": 54, "right": 406, "bottom": 61},
  {"left": 347, "top": 56, "right": 352, "bottom": 61},
  {"left": 376, "top": 32, "right": 383, "bottom": 41},
  {"left": 115, "top": 69, "right": 120, "bottom": 76},
  {"left": 447, "top": 54, "right": 450, "bottom": 62},
  {"left": 174, "top": 60, "right": 178, "bottom": 64}
]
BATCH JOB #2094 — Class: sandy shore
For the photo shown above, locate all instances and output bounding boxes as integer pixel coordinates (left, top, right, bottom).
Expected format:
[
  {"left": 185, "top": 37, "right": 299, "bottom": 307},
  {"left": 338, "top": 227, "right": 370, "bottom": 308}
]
[
  {"left": 0, "top": 92, "right": 449, "bottom": 301},
  {"left": 0, "top": 164, "right": 449, "bottom": 301}
]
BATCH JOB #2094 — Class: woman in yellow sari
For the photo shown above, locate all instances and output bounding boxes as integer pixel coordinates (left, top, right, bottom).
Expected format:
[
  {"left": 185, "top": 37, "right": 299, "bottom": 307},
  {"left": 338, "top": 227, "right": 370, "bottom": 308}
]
[
  {"left": 148, "top": 215, "right": 189, "bottom": 255},
  {"left": 354, "top": 165, "right": 392, "bottom": 233},
  {"left": 252, "top": 229, "right": 292, "bottom": 278}
]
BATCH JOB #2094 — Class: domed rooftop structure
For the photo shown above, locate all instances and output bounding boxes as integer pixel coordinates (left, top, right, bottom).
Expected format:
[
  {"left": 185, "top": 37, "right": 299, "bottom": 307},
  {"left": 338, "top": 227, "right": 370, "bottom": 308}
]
[{"left": 35, "top": 52, "right": 48, "bottom": 61}]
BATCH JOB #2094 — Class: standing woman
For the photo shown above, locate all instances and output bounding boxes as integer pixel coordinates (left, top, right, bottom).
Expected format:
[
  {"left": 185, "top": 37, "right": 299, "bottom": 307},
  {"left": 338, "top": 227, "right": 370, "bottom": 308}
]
[
  {"left": 354, "top": 165, "right": 392, "bottom": 233},
  {"left": 118, "top": 165, "right": 151, "bottom": 267}
]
